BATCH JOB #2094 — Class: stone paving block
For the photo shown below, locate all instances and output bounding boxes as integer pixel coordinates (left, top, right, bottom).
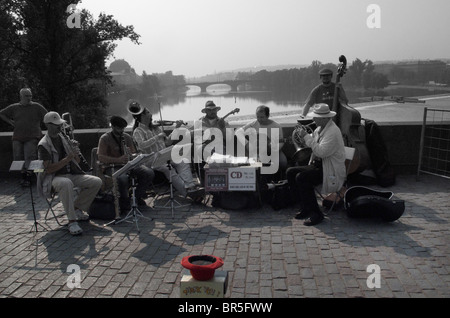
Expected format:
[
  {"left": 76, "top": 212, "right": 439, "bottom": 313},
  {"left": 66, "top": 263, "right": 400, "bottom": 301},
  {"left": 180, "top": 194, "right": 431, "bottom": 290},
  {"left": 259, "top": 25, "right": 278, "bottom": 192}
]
[{"left": 0, "top": 174, "right": 449, "bottom": 298}]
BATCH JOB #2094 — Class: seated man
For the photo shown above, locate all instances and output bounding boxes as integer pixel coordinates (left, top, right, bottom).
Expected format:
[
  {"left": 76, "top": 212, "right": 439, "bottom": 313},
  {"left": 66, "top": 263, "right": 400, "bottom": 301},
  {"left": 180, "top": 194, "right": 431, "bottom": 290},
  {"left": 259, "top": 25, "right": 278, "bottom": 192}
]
[
  {"left": 289, "top": 104, "right": 346, "bottom": 226},
  {"left": 193, "top": 101, "right": 231, "bottom": 158},
  {"left": 37, "top": 112, "right": 102, "bottom": 236},
  {"left": 235, "top": 105, "right": 287, "bottom": 180},
  {"left": 128, "top": 101, "right": 203, "bottom": 200},
  {"left": 97, "top": 116, "right": 155, "bottom": 213}
]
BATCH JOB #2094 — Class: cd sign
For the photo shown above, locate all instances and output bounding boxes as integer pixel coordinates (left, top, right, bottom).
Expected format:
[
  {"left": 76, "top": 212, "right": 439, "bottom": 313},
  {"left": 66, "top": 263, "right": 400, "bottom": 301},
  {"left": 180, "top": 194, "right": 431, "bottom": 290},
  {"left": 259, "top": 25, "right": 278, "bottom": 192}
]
[{"left": 230, "top": 171, "right": 243, "bottom": 179}]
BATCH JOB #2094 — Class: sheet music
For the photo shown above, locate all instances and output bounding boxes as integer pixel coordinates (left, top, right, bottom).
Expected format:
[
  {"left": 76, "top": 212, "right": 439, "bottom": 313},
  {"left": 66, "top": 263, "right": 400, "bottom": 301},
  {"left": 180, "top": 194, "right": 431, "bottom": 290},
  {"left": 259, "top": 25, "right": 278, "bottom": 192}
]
[
  {"left": 28, "top": 160, "right": 45, "bottom": 172},
  {"left": 151, "top": 146, "right": 174, "bottom": 168},
  {"left": 112, "top": 153, "right": 155, "bottom": 178},
  {"left": 9, "top": 161, "right": 25, "bottom": 172}
]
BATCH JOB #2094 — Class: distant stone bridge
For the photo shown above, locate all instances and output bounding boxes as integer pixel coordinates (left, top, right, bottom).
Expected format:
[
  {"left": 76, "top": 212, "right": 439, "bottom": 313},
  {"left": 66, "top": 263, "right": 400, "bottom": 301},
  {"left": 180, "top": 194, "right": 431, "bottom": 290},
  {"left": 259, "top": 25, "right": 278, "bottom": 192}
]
[{"left": 186, "top": 79, "right": 261, "bottom": 93}]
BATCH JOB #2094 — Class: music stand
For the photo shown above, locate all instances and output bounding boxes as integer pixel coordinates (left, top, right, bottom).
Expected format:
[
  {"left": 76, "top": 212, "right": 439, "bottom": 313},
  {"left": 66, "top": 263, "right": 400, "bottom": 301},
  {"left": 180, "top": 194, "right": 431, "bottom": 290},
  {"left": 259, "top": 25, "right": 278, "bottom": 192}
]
[
  {"left": 153, "top": 160, "right": 191, "bottom": 218},
  {"left": 105, "top": 154, "right": 155, "bottom": 232},
  {"left": 10, "top": 160, "right": 49, "bottom": 244},
  {"left": 151, "top": 144, "right": 192, "bottom": 217}
]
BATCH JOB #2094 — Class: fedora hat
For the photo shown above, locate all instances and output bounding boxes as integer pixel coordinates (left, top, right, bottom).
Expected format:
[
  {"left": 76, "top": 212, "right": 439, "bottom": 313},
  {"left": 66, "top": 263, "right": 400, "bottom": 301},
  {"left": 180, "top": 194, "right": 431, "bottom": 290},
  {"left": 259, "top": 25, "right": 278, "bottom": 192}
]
[
  {"left": 312, "top": 103, "right": 336, "bottom": 118},
  {"left": 43, "top": 112, "right": 65, "bottom": 125},
  {"left": 201, "top": 101, "right": 221, "bottom": 113}
]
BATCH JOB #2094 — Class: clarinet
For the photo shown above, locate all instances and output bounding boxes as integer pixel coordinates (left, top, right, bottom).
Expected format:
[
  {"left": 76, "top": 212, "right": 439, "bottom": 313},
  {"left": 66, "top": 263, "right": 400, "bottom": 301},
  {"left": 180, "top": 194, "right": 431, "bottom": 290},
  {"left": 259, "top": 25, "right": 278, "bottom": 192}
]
[
  {"left": 121, "top": 134, "right": 132, "bottom": 162},
  {"left": 110, "top": 163, "right": 121, "bottom": 220}
]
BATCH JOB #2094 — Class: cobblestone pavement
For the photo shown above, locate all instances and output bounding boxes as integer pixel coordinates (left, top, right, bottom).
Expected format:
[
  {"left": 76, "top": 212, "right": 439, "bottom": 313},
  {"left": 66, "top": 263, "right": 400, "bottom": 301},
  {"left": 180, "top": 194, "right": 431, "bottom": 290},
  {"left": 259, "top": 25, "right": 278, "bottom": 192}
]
[{"left": 0, "top": 174, "right": 448, "bottom": 298}]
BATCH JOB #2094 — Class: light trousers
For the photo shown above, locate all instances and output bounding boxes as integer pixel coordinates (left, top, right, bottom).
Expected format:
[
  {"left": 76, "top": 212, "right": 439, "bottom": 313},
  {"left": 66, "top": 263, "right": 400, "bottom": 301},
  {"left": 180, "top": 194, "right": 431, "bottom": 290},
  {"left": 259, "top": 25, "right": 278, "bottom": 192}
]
[
  {"left": 51, "top": 174, "right": 102, "bottom": 221},
  {"left": 152, "top": 161, "right": 196, "bottom": 196}
]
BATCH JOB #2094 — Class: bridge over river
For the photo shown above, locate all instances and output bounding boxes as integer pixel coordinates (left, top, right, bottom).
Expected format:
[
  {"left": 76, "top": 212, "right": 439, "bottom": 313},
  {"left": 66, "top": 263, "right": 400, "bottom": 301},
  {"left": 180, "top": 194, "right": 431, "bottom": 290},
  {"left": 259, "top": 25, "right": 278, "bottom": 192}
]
[{"left": 186, "top": 79, "right": 262, "bottom": 93}]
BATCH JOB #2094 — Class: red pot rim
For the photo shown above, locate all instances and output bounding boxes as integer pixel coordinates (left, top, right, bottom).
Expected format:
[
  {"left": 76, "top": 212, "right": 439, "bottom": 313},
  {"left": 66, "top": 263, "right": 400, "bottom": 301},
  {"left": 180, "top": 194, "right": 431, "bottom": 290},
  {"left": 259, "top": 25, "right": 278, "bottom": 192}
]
[{"left": 181, "top": 255, "right": 224, "bottom": 281}]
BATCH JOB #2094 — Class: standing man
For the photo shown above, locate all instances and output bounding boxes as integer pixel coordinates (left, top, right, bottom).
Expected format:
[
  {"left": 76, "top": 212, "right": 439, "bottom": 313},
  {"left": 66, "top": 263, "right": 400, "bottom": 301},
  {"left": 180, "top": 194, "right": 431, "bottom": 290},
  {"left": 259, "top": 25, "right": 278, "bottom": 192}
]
[
  {"left": 291, "top": 104, "right": 346, "bottom": 226},
  {"left": 0, "top": 88, "right": 48, "bottom": 186},
  {"left": 97, "top": 116, "right": 155, "bottom": 213},
  {"left": 301, "top": 68, "right": 349, "bottom": 117},
  {"left": 37, "top": 112, "right": 102, "bottom": 236}
]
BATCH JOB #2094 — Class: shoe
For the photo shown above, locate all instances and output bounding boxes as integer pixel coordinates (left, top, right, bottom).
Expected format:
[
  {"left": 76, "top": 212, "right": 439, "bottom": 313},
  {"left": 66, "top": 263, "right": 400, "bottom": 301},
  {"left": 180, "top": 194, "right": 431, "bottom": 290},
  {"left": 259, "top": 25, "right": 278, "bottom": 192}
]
[
  {"left": 75, "top": 209, "right": 89, "bottom": 221},
  {"left": 68, "top": 222, "right": 83, "bottom": 235},
  {"left": 186, "top": 187, "right": 205, "bottom": 199},
  {"left": 303, "top": 213, "right": 324, "bottom": 226},
  {"left": 295, "top": 209, "right": 310, "bottom": 220}
]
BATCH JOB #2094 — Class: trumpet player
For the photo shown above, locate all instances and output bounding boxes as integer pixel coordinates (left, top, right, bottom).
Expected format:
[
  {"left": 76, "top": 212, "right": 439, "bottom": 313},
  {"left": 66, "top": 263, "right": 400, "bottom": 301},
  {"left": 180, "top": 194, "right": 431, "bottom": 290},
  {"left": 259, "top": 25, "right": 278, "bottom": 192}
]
[
  {"left": 37, "top": 112, "right": 102, "bottom": 236},
  {"left": 287, "top": 104, "right": 346, "bottom": 226},
  {"left": 97, "top": 116, "right": 155, "bottom": 213}
]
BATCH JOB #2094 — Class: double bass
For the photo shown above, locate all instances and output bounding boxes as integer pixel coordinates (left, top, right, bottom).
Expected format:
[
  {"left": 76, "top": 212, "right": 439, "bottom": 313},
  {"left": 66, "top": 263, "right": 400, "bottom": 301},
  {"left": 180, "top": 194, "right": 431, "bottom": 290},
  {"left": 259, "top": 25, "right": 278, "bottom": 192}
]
[{"left": 332, "top": 55, "right": 370, "bottom": 174}]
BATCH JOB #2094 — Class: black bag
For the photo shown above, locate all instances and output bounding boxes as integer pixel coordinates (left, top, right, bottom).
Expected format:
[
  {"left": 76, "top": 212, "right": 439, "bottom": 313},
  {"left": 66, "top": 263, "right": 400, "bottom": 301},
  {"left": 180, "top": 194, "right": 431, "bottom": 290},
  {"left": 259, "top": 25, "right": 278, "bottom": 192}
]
[
  {"left": 211, "top": 192, "right": 254, "bottom": 210},
  {"left": 268, "top": 181, "right": 293, "bottom": 211},
  {"left": 364, "top": 119, "right": 396, "bottom": 187},
  {"left": 344, "top": 186, "right": 405, "bottom": 222},
  {"left": 88, "top": 193, "right": 116, "bottom": 220}
]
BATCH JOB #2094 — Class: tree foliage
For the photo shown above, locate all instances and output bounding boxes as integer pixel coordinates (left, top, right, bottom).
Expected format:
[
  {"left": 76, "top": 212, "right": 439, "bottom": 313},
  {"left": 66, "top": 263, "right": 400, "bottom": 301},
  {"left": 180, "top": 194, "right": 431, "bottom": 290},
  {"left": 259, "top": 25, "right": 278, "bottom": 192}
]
[
  {"left": 0, "top": 0, "right": 140, "bottom": 129},
  {"left": 247, "top": 58, "right": 390, "bottom": 93}
]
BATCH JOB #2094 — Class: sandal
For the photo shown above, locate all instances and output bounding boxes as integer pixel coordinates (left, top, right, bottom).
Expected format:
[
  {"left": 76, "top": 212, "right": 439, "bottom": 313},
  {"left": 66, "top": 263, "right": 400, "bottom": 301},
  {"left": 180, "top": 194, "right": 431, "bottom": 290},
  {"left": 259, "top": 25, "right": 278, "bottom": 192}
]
[{"left": 68, "top": 222, "right": 83, "bottom": 236}]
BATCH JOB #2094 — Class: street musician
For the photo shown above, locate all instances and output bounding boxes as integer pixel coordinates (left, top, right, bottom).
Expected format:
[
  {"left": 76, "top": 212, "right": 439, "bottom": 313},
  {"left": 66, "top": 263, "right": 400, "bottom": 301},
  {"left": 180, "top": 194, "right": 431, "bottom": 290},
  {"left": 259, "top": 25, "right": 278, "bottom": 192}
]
[
  {"left": 37, "top": 112, "right": 102, "bottom": 236},
  {"left": 234, "top": 105, "right": 287, "bottom": 179},
  {"left": 128, "top": 101, "right": 204, "bottom": 201},
  {"left": 288, "top": 104, "right": 346, "bottom": 226},
  {"left": 97, "top": 116, "right": 155, "bottom": 213}
]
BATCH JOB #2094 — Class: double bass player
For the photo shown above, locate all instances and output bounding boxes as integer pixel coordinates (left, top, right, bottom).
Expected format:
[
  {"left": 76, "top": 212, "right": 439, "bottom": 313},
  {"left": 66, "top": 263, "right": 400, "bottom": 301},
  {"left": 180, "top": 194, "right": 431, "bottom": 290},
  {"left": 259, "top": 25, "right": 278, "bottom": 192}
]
[{"left": 301, "top": 68, "right": 349, "bottom": 118}]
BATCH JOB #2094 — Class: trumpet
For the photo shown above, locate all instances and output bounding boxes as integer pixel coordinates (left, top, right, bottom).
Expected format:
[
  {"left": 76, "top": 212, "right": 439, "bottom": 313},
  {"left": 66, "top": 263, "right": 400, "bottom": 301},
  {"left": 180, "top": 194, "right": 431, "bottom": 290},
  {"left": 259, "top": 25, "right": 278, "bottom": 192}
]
[{"left": 291, "top": 122, "right": 316, "bottom": 162}]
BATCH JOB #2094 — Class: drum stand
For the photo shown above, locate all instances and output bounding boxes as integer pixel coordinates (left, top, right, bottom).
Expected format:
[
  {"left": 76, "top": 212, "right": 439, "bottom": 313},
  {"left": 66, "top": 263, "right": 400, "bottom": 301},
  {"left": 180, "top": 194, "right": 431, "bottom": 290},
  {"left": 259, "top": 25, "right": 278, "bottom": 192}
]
[
  {"left": 114, "top": 172, "right": 153, "bottom": 233},
  {"left": 155, "top": 160, "right": 191, "bottom": 217}
]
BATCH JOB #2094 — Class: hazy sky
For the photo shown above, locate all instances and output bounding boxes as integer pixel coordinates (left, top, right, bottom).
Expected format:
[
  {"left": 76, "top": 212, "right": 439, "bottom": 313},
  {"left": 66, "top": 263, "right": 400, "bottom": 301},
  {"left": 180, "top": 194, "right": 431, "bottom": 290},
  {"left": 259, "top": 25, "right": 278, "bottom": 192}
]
[{"left": 80, "top": 0, "right": 450, "bottom": 78}]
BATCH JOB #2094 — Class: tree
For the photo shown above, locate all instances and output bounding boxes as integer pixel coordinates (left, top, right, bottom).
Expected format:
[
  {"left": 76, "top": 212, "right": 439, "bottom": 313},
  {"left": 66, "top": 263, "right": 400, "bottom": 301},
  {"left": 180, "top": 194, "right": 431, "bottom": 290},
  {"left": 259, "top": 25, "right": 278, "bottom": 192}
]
[
  {"left": 347, "top": 58, "right": 365, "bottom": 87},
  {"left": 109, "top": 59, "right": 133, "bottom": 73},
  {"left": 0, "top": 0, "right": 141, "bottom": 128}
]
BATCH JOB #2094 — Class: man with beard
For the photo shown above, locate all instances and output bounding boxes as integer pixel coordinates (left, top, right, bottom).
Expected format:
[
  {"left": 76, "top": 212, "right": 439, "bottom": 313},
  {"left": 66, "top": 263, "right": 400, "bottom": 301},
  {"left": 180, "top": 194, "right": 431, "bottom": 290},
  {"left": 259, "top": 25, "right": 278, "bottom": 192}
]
[
  {"left": 97, "top": 116, "right": 155, "bottom": 213},
  {"left": 129, "top": 101, "right": 204, "bottom": 201},
  {"left": 301, "top": 68, "right": 349, "bottom": 118}
]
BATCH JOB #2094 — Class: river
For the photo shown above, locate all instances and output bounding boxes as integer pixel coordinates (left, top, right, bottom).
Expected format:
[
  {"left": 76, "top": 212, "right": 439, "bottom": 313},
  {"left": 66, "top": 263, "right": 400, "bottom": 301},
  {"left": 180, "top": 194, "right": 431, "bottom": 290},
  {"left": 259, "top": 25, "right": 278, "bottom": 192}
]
[{"left": 108, "top": 84, "right": 449, "bottom": 124}]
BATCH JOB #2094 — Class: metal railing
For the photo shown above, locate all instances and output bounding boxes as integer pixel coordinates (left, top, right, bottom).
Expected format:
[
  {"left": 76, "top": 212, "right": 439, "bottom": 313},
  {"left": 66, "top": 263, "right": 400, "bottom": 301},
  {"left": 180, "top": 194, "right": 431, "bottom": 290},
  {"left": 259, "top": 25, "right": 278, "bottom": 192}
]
[{"left": 417, "top": 108, "right": 450, "bottom": 179}]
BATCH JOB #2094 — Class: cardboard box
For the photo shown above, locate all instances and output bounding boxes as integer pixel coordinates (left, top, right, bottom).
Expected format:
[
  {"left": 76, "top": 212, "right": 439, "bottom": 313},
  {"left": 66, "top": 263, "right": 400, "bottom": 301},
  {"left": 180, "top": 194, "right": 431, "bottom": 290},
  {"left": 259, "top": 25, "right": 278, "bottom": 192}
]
[{"left": 180, "top": 270, "right": 228, "bottom": 298}]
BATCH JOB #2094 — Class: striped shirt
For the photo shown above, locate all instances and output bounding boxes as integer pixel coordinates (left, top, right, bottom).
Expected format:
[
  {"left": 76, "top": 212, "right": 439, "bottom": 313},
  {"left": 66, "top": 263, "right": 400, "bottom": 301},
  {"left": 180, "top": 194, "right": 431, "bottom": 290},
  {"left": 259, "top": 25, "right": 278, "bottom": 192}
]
[{"left": 133, "top": 123, "right": 166, "bottom": 155}]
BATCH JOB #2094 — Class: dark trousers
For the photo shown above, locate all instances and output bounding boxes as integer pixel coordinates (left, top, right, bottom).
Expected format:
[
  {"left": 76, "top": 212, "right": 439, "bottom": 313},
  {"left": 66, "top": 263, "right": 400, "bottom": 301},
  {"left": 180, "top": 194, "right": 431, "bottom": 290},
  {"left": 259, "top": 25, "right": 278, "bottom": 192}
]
[
  {"left": 105, "top": 165, "right": 155, "bottom": 207},
  {"left": 287, "top": 164, "right": 323, "bottom": 214},
  {"left": 296, "top": 165, "right": 323, "bottom": 214}
]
